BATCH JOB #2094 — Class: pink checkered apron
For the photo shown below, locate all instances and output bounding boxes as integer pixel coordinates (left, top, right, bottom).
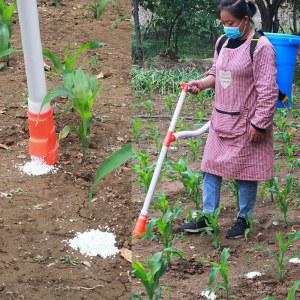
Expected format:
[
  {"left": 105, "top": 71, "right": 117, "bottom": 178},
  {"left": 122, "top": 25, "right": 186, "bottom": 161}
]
[{"left": 201, "top": 36, "right": 278, "bottom": 181}]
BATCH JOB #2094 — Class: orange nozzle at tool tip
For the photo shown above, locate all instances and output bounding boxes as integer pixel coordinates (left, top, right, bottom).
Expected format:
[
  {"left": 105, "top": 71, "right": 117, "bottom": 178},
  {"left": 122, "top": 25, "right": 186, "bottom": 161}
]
[{"left": 133, "top": 215, "right": 148, "bottom": 239}]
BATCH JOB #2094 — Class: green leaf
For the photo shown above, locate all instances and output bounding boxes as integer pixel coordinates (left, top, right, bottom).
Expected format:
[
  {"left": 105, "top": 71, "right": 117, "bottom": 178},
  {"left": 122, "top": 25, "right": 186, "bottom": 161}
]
[
  {"left": 0, "top": 47, "right": 12, "bottom": 58},
  {"left": 287, "top": 280, "right": 300, "bottom": 300},
  {"left": 3, "top": 3, "right": 16, "bottom": 31},
  {"left": 65, "top": 41, "right": 103, "bottom": 73},
  {"left": 88, "top": 144, "right": 133, "bottom": 203},
  {"left": 59, "top": 126, "right": 71, "bottom": 140},
  {"left": 43, "top": 48, "right": 64, "bottom": 74},
  {"left": 40, "top": 87, "right": 72, "bottom": 112},
  {"left": 208, "top": 266, "right": 219, "bottom": 289}
]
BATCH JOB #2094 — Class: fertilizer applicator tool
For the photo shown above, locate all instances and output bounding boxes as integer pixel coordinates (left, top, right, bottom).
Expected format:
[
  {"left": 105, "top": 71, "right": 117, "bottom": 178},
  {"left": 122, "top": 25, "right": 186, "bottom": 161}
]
[{"left": 133, "top": 82, "right": 210, "bottom": 239}]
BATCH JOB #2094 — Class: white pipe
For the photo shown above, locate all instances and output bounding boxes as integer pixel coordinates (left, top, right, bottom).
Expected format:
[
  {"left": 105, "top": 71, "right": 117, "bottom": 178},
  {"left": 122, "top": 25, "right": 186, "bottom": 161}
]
[
  {"left": 140, "top": 89, "right": 187, "bottom": 216},
  {"left": 141, "top": 146, "right": 168, "bottom": 216},
  {"left": 17, "top": 0, "right": 49, "bottom": 114},
  {"left": 174, "top": 121, "right": 210, "bottom": 139},
  {"left": 168, "top": 90, "right": 187, "bottom": 132}
]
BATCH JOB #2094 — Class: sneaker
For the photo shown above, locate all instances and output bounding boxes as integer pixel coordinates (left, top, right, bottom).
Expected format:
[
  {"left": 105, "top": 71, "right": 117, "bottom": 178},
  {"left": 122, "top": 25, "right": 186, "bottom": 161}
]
[
  {"left": 182, "top": 216, "right": 211, "bottom": 233},
  {"left": 225, "top": 217, "right": 248, "bottom": 239}
]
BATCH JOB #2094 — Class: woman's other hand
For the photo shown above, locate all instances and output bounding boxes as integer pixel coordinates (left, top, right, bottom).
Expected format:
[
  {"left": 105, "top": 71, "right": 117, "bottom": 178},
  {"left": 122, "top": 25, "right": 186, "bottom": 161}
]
[{"left": 249, "top": 125, "right": 265, "bottom": 143}]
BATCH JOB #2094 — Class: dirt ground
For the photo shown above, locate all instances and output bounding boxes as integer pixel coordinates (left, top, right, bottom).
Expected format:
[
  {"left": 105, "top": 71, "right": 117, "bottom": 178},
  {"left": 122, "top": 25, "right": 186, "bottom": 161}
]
[
  {"left": 0, "top": 1, "right": 134, "bottom": 299},
  {"left": 132, "top": 85, "right": 300, "bottom": 299}
]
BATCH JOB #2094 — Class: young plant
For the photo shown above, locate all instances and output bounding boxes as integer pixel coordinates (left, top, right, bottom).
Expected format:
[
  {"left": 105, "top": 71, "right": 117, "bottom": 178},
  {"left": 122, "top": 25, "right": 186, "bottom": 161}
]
[
  {"left": 146, "top": 124, "right": 161, "bottom": 153},
  {"left": 41, "top": 69, "right": 102, "bottom": 157},
  {"left": 132, "top": 118, "right": 142, "bottom": 143},
  {"left": 208, "top": 248, "right": 233, "bottom": 300},
  {"left": 132, "top": 151, "right": 155, "bottom": 193},
  {"left": 164, "top": 95, "right": 174, "bottom": 115},
  {"left": 181, "top": 170, "right": 201, "bottom": 210},
  {"left": 262, "top": 280, "right": 300, "bottom": 300},
  {"left": 51, "top": 0, "right": 61, "bottom": 6},
  {"left": 91, "top": 0, "right": 110, "bottom": 19},
  {"left": 144, "top": 99, "right": 153, "bottom": 116},
  {"left": 0, "top": 0, "right": 17, "bottom": 68},
  {"left": 187, "top": 138, "right": 202, "bottom": 161},
  {"left": 266, "top": 230, "right": 300, "bottom": 281},
  {"left": 132, "top": 251, "right": 168, "bottom": 300},
  {"left": 202, "top": 208, "right": 221, "bottom": 249},
  {"left": 43, "top": 41, "right": 103, "bottom": 76},
  {"left": 272, "top": 175, "right": 293, "bottom": 226},
  {"left": 145, "top": 193, "right": 183, "bottom": 264}
]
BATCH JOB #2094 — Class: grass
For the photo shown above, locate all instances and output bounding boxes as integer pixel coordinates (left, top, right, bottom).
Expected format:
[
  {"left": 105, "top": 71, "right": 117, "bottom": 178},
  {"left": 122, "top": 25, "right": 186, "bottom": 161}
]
[{"left": 131, "top": 67, "right": 205, "bottom": 95}]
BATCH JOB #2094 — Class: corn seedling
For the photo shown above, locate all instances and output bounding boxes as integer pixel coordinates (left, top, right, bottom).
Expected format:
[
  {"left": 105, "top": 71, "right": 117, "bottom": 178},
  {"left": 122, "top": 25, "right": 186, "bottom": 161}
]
[
  {"left": 187, "top": 138, "right": 202, "bottom": 161},
  {"left": 0, "top": 0, "right": 16, "bottom": 33},
  {"left": 196, "top": 110, "right": 206, "bottom": 124},
  {"left": 144, "top": 99, "right": 153, "bottom": 116},
  {"left": 199, "top": 208, "right": 221, "bottom": 249},
  {"left": 91, "top": 0, "right": 110, "bottom": 19},
  {"left": 208, "top": 248, "right": 233, "bottom": 300},
  {"left": 263, "top": 230, "right": 300, "bottom": 281},
  {"left": 164, "top": 95, "right": 174, "bottom": 115},
  {"left": 145, "top": 193, "right": 183, "bottom": 264},
  {"left": 43, "top": 41, "right": 103, "bottom": 76},
  {"left": 132, "top": 151, "right": 155, "bottom": 193},
  {"left": 132, "top": 118, "right": 142, "bottom": 143},
  {"left": 146, "top": 124, "right": 161, "bottom": 153},
  {"left": 41, "top": 69, "right": 101, "bottom": 157},
  {"left": 88, "top": 144, "right": 133, "bottom": 206},
  {"left": 132, "top": 251, "right": 168, "bottom": 300},
  {"left": 0, "top": 0, "right": 17, "bottom": 68},
  {"left": 262, "top": 279, "right": 300, "bottom": 300},
  {"left": 272, "top": 175, "right": 293, "bottom": 226},
  {"left": 244, "top": 215, "right": 256, "bottom": 240},
  {"left": 181, "top": 170, "right": 201, "bottom": 210}
]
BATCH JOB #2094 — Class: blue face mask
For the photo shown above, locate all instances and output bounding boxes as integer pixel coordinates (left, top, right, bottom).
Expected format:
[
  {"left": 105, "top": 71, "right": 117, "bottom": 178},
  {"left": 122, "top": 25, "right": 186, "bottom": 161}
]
[{"left": 223, "top": 26, "right": 241, "bottom": 39}]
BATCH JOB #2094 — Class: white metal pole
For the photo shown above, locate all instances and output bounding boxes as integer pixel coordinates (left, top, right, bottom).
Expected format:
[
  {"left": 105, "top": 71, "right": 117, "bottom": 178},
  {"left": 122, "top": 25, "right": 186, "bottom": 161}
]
[{"left": 17, "top": 0, "right": 49, "bottom": 114}]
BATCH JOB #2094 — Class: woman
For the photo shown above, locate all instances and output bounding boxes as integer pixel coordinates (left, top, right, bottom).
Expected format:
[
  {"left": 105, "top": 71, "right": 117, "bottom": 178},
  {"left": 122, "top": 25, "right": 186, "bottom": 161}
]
[{"left": 182, "top": 0, "right": 278, "bottom": 239}]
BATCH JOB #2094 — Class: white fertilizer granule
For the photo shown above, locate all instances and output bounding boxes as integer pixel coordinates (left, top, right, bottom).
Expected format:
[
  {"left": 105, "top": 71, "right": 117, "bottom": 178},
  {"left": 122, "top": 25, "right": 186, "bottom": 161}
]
[
  {"left": 201, "top": 290, "right": 217, "bottom": 300},
  {"left": 289, "top": 258, "right": 300, "bottom": 265},
  {"left": 18, "top": 156, "right": 57, "bottom": 176},
  {"left": 68, "top": 229, "right": 119, "bottom": 258},
  {"left": 245, "top": 271, "right": 263, "bottom": 279}
]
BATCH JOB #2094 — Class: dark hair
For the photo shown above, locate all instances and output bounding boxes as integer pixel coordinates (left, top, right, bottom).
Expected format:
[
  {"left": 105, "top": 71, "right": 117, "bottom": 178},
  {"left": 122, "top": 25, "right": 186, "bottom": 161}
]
[{"left": 218, "top": 0, "right": 257, "bottom": 21}]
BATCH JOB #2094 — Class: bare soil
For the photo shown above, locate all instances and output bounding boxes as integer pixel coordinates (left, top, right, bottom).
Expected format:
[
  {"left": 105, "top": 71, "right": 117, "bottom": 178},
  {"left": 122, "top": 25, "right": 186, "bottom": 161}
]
[{"left": 0, "top": 1, "right": 135, "bottom": 299}]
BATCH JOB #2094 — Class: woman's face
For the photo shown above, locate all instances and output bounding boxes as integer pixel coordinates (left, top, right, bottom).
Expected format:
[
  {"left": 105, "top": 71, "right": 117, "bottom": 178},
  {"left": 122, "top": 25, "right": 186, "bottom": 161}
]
[{"left": 220, "top": 9, "right": 248, "bottom": 30}]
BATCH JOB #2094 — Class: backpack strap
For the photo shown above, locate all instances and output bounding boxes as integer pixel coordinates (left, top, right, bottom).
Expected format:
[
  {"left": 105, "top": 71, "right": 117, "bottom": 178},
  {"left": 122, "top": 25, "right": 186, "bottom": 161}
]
[
  {"left": 216, "top": 35, "right": 228, "bottom": 56},
  {"left": 250, "top": 30, "right": 264, "bottom": 62}
]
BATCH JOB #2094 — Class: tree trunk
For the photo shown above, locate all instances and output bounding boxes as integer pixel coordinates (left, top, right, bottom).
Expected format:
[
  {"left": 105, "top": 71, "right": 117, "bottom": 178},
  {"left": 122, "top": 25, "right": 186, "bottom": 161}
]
[
  {"left": 132, "top": 0, "right": 144, "bottom": 67},
  {"left": 255, "top": 0, "right": 284, "bottom": 32}
]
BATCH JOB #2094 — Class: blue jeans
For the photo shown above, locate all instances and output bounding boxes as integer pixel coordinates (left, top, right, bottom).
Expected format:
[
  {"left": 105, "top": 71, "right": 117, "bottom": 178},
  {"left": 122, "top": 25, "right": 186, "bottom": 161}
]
[{"left": 203, "top": 172, "right": 258, "bottom": 219}]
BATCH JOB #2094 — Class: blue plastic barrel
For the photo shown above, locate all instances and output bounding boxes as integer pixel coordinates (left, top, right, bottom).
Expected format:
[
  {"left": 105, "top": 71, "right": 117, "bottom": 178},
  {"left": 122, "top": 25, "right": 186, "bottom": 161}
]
[{"left": 264, "top": 32, "right": 300, "bottom": 108}]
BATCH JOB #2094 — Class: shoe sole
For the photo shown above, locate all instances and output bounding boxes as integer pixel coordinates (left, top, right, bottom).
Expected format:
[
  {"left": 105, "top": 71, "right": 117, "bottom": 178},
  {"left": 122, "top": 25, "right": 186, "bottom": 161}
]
[
  {"left": 183, "top": 227, "right": 212, "bottom": 233},
  {"left": 225, "top": 234, "right": 244, "bottom": 240}
]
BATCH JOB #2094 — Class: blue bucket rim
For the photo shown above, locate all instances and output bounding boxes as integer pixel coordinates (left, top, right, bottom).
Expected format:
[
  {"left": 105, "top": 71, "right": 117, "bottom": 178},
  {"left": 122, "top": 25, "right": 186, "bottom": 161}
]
[{"left": 264, "top": 32, "right": 300, "bottom": 45}]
